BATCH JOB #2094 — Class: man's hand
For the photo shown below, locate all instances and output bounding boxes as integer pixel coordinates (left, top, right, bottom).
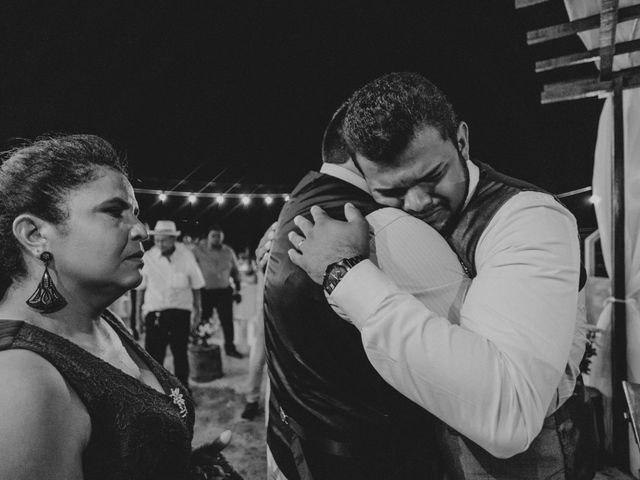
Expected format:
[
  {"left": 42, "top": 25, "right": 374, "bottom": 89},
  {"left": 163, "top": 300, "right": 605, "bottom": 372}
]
[
  {"left": 256, "top": 222, "right": 277, "bottom": 271},
  {"left": 288, "top": 203, "right": 370, "bottom": 284},
  {"left": 191, "top": 310, "right": 201, "bottom": 330}
]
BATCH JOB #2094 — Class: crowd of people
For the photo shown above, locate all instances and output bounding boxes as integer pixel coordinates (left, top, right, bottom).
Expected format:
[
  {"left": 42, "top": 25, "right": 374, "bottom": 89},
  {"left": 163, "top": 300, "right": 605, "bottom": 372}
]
[{"left": 0, "top": 71, "right": 598, "bottom": 480}]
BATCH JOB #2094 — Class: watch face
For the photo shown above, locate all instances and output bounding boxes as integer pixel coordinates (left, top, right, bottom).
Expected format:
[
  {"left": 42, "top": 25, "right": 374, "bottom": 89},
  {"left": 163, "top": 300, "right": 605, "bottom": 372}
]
[
  {"left": 324, "top": 265, "right": 347, "bottom": 294},
  {"left": 323, "top": 255, "right": 365, "bottom": 294}
]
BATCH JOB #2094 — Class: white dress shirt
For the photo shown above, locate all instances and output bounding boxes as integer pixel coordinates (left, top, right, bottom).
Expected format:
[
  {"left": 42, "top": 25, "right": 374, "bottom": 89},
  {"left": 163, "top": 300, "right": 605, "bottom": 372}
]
[
  {"left": 138, "top": 243, "right": 206, "bottom": 314},
  {"left": 330, "top": 161, "right": 585, "bottom": 458}
]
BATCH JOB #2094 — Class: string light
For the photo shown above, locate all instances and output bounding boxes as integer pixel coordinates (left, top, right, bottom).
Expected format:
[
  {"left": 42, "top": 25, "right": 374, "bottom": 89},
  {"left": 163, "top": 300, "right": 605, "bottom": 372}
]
[{"left": 133, "top": 188, "right": 290, "bottom": 205}]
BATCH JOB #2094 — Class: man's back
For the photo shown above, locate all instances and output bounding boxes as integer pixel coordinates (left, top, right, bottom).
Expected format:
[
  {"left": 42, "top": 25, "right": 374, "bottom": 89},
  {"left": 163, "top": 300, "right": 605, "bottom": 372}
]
[{"left": 264, "top": 170, "right": 442, "bottom": 479}]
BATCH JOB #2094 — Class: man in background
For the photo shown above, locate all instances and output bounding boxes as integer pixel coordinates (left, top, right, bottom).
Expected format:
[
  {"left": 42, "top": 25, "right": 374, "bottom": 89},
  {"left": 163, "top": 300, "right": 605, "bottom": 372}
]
[
  {"left": 194, "top": 225, "right": 243, "bottom": 358},
  {"left": 136, "top": 220, "right": 205, "bottom": 388}
]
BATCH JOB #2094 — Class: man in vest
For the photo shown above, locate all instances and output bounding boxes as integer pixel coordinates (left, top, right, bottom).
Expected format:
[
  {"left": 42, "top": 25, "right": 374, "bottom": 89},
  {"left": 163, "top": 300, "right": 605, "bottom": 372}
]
[
  {"left": 265, "top": 102, "right": 469, "bottom": 479},
  {"left": 288, "top": 72, "right": 596, "bottom": 479}
]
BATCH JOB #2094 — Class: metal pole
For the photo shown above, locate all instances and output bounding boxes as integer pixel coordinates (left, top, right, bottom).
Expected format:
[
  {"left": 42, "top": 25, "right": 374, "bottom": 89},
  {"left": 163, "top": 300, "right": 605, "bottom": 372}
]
[{"left": 611, "top": 75, "right": 629, "bottom": 470}]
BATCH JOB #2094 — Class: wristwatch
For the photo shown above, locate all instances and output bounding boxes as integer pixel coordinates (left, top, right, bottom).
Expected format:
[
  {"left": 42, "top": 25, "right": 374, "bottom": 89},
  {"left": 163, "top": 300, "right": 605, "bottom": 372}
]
[{"left": 322, "top": 255, "right": 366, "bottom": 295}]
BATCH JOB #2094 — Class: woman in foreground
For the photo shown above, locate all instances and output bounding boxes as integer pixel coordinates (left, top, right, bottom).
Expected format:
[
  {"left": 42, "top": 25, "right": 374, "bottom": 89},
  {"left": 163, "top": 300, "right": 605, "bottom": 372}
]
[{"left": 0, "top": 135, "right": 241, "bottom": 480}]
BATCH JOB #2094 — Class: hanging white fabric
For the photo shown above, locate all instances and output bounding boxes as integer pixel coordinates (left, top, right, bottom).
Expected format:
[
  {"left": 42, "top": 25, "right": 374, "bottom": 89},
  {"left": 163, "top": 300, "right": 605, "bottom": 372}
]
[{"left": 564, "top": 0, "right": 640, "bottom": 470}]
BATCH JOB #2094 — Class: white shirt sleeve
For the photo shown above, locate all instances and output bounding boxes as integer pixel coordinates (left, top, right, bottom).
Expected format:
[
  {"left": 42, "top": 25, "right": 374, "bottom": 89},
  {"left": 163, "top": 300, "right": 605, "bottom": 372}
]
[
  {"left": 331, "top": 193, "right": 580, "bottom": 458},
  {"left": 327, "top": 207, "right": 468, "bottom": 323}
]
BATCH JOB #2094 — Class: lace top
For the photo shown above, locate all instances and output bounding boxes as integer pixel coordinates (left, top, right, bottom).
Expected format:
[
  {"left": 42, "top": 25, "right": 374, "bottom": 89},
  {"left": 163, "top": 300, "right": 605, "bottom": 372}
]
[{"left": 0, "top": 311, "right": 195, "bottom": 480}]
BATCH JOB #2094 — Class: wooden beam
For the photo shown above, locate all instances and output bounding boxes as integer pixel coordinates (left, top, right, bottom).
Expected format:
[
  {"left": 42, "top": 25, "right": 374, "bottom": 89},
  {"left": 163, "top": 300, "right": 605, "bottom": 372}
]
[
  {"left": 527, "top": 3, "right": 640, "bottom": 45},
  {"left": 611, "top": 75, "right": 629, "bottom": 472},
  {"left": 515, "top": 0, "right": 552, "bottom": 8},
  {"left": 540, "top": 65, "right": 640, "bottom": 103},
  {"left": 599, "top": 0, "right": 620, "bottom": 80},
  {"left": 536, "top": 38, "right": 640, "bottom": 72}
]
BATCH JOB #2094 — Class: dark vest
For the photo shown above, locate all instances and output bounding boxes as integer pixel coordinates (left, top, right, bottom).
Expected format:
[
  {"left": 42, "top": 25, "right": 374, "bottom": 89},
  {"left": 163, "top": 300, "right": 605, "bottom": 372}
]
[
  {"left": 447, "top": 161, "right": 586, "bottom": 288},
  {"left": 447, "top": 162, "right": 547, "bottom": 278},
  {"left": 265, "top": 171, "right": 440, "bottom": 480}
]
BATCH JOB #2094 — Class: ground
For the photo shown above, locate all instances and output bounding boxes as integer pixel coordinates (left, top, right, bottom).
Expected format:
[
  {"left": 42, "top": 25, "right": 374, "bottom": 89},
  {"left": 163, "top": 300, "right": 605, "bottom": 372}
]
[
  {"left": 190, "top": 352, "right": 267, "bottom": 479},
  {"left": 152, "top": 318, "right": 267, "bottom": 480}
]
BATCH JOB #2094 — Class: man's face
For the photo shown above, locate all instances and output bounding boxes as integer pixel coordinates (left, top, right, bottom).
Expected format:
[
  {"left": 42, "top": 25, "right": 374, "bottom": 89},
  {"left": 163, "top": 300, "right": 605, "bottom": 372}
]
[
  {"left": 154, "top": 235, "right": 176, "bottom": 254},
  {"left": 207, "top": 229, "right": 223, "bottom": 248},
  {"left": 359, "top": 123, "right": 470, "bottom": 233}
]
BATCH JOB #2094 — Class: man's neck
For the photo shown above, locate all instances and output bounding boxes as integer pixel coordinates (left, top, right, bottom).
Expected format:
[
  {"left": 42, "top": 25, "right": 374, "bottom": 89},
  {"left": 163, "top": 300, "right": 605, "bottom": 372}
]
[
  {"left": 319, "top": 161, "right": 370, "bottom": 193},
  {"left": 208, "top": 244, "right": 222, "bottom": 251}
]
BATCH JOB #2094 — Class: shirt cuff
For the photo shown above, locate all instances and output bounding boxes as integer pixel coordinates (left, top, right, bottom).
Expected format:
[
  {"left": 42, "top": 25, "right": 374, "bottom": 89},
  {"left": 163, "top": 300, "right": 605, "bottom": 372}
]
[{"left": 330, "top": 259, "right": 400, "bottom": 330}]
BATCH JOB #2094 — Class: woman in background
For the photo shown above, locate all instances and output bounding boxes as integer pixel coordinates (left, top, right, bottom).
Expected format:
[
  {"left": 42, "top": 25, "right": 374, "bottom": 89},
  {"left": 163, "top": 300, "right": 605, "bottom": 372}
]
[{"left": 0, "top": 135, "right": 241, "bottom": 480}]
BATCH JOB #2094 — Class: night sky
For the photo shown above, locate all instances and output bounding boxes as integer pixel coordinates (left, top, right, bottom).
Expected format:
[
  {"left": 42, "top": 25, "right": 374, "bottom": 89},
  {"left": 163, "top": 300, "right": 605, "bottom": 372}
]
[{"left": 1, "top": 0, "right": 603, "bottom": 252}]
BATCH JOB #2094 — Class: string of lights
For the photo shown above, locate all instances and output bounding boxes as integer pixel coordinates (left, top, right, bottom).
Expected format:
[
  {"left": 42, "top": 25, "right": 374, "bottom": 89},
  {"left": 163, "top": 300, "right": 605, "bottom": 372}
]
[
  {"left": 135, "top": 184, "right": 600, "bottom": 209},
  {"left": 133, "top": 188, "right": 290, "bottom": 206}
]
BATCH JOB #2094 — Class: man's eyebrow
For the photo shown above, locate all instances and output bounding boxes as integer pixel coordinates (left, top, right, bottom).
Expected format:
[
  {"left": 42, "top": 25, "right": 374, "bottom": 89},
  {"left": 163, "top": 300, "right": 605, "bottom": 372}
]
[{"left": 374, "top": 164, "right": 444, "bottom": 195}]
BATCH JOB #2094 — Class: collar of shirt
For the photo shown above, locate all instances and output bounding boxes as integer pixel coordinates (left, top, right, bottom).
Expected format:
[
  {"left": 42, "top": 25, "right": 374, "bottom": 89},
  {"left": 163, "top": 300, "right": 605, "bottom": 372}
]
[{"left": 319, "top": 163, "right": 370, "bottom": 193}]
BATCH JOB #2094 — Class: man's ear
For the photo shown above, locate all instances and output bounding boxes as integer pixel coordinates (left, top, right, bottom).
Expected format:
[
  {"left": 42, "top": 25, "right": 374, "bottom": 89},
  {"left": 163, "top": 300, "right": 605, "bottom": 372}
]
[
  {"left": 456, "top": 121, "right": 470, "bottom": 161},
  {"left": 12, "top": 214, "right": 49, "bottom": 257}
]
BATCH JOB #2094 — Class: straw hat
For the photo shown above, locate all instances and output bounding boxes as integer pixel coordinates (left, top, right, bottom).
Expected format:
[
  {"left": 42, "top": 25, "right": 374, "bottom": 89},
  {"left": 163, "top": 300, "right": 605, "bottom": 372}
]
[{"left": 149, "top": 220, "right": 181, "bottom": 236}]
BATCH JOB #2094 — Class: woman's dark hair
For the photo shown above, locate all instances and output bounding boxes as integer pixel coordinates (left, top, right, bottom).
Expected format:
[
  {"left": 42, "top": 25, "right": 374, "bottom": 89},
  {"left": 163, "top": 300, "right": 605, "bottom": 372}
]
[{"left": 0, "top": 134, "right": 128, "bottom": 297}]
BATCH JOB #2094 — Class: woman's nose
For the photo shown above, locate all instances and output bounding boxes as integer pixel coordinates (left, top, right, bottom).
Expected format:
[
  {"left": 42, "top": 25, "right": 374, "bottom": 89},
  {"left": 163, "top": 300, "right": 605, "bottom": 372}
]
[{"left": 131, "top": 220, "right": 149, "bottom": 241}]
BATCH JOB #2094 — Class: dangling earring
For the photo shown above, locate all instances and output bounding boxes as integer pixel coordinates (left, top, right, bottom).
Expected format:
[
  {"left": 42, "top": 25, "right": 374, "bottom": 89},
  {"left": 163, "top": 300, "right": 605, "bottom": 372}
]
[{"left": 26, "top": 251, "right": 67, "bottom": 313}]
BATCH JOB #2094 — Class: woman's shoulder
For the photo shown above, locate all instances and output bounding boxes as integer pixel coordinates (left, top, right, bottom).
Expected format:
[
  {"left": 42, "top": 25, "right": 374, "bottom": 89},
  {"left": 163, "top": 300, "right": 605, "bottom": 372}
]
[
  {"left": 0, "top": 348, "right": 90, "bottom": 438},
  {"left": 0, "top": 349, "right": 89, "bottom": 478}
]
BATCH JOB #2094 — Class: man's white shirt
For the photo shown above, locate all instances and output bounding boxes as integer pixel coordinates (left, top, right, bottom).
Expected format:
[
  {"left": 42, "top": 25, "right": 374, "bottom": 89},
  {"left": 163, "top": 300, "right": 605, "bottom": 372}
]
[
  {"left": 138, "top": 242, "right": 205, "bottom": 315},
  {"left": 328, "top": 161, "right": 588, "bottom": 458}
]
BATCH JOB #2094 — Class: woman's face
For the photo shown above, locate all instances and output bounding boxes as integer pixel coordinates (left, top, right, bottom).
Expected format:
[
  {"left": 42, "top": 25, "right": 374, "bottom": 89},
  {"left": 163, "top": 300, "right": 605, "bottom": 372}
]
[{"left": 46, "top": 168, "right": 148, "bottom": 299}]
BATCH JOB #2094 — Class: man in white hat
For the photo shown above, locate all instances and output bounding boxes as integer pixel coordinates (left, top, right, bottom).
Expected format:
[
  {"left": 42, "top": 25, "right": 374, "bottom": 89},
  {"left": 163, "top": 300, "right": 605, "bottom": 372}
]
[{"left": 136, "top": 220, "right": 205, "bottom": 388}]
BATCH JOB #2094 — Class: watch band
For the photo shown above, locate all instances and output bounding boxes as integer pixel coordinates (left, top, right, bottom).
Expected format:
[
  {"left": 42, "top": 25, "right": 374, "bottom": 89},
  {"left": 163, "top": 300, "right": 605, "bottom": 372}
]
[{"left": 322, "top": 255, "right": 366, "bottom": 295}]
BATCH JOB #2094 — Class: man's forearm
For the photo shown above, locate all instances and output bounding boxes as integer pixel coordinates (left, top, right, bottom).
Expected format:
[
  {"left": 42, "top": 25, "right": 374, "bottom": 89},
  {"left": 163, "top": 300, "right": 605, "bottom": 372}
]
[{"left": 192, "top": 289, "right": 202, "bottom": 315}]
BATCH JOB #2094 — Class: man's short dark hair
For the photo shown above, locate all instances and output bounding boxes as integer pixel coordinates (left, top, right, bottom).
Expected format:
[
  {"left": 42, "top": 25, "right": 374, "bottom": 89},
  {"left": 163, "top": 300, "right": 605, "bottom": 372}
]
[
  {"left": 208, "top": 225, "right": 223, "bottom": 234},
  {"left": 321, "top": 101, "right": 351, "bottom": 164},
  {"left": 343, "top": 72, "right": 459, "bottom": 165}
]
